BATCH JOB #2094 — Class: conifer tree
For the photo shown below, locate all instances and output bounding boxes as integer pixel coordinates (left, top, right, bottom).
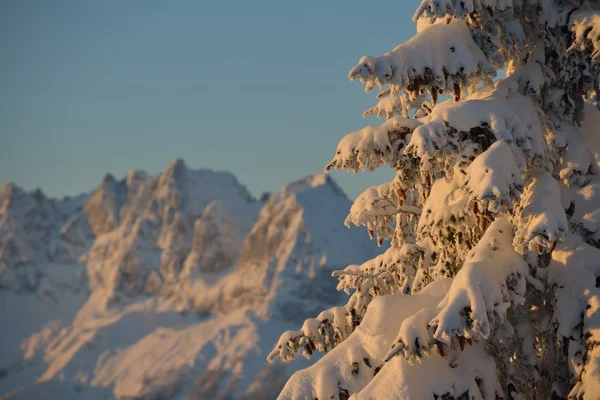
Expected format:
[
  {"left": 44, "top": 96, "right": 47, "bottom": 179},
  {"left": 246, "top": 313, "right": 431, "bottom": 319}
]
[{"left": 269, "top": 1, "right": 600, "bottom": 398}]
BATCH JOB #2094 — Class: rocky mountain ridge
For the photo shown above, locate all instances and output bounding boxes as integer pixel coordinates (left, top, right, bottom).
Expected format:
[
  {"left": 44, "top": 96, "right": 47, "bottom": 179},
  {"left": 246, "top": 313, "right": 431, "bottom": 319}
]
[{"left": 0, "top": 159, "right": 379, "bottom": 399}]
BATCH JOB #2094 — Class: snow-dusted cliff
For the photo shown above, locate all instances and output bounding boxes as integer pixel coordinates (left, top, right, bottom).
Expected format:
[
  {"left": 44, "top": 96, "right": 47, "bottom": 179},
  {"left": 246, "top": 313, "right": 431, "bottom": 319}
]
[{"left": 0, "top": 160, "right": 378, "bottom": 399}]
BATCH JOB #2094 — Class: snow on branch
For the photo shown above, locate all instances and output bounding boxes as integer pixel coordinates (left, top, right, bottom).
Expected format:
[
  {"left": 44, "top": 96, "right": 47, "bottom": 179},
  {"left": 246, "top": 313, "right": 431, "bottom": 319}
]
[
  {"left": 363, "top": 94, "right": 403, "bottom": 120},
  {"left": 348, "top": 21, "right": 495, "bottom": 98},
  {"left": 504, "top": 44, "right": 549, "bottom": 98},
  {"left": 512, "top": 173, "right": 567, "bottom": 256},
  {"left": 275, "top": 280, "right": 452, "bottom": 400},
  {"left": 414, "top": 178, "right": 482, "bottom": 290},
  {"left": 460, "top": 140, "right": 524, "bottom": 214},
  {"left": 564, "top": 4, "right": 600, "bottom": 114},
  {"left": 561, "top": 176, "right": 600, "bottom": 243},
  {"left": 267, "top": 306, "right": 354, "bottom": 362},
  {"left": 417, "top": 179, "right": 471, "bottom": 239},
  {"left": 404, "top": 84, "right": 545, "bottom": 178},
  {"left": 431, "top": 218, "right": 528, "bottom": 342},
  {"left": 413, "top": 0, "right": 521, "bottom": 21},
  {"left": 571, "top": 291, "right": 600, "bottom": 399},
  {"left": 325, "top": 117, "right": 421, "bottom": 173},
  {"left": 547, "top": 236, "right": 600, "bottom": 398},
  {"left": 335, "top": 245, "right": 429, "bottom": 313},
  {"left": 269, "top": 244, "right": 433, "bottom": 364},
  {"left": 553, "top": 110, "right": 599, "bottom": 187},
  {"left": 346, "top": 182, "right": 421, "bottom": 246},
  {"left": 412, "top": 0, "right": 571, "bottom": 28},
  {"left": 363, "top": 91, "right": 433, "bottom": 120},
  {"left": 569, "top": 5, "right": 600, "bottom": 63},
  {"left": 360, "top": 341, "right": 502, "bottom": 399},
  {"left": 386, "top": 217, "right": 528, "bottom": 362}
]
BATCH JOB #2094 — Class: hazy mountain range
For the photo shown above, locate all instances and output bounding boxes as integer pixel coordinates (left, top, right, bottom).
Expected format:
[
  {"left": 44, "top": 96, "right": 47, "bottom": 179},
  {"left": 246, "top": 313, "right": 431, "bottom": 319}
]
[{"left": 0, "top": 159, "right": 378, "bottom": 399}]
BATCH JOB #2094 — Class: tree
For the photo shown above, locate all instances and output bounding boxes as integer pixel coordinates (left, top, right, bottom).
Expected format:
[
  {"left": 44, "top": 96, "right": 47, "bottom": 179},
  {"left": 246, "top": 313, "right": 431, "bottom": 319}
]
[{"left": 268, "top": 1, "right": 600, "bottom": 399}]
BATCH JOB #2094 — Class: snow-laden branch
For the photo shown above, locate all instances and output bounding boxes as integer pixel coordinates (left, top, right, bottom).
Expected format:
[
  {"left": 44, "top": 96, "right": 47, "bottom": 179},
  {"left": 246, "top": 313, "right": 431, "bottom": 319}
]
[
  {"left": 504, "top": 44, "right": 550, "bottom": 98},
  {"left": 363, "top": 94, "right": 404, "bottom": 120},
  {"left": 348, "top": 20, "right": 495, "bottom": 97},
  {"left": 336, "top": 244, "right": 428, "bottom": 310},
  {"left": 564, "top": 4, "right": 600, "bottom": 115},
  {"left": 386, "top": 217, "right": 528, "bottom": 362},
  {"left": 346, "top": 182, "right": 421, "bottom": 246},
  {"left": 570, "top": 292, "right": 600, "bottom": 399},
  {"left": 269, "top": 244, "right": 431, "bottom": 364},
  {"left": 561, "top": 176, "right": 600, "bottom": 243},
  {"left": 553, "top": 113, "right": 598, "bottom": 186},
  {"left": 267, "top": 306, "right": 354, "bottom": 362},
  {"left": 569, "top": 5, "right": 600, "bottom": 62},
  {"left": 412, "top": 0, "right": 572, "bottom": 28},
  {"left": 459, "top": 141, "right": 524, "bottom": 214},
  {"left": 547, "top": 236, "right": 600, "bottom": 398},
  {"left": 413, "top": 0, "right": 521, "bottom": 21},
  {"left": 275, "top": 280, "right": 453, "bottom": 400},
  {"left": 360, "top": 341, "right": 502, "bottom": 399},
  {"left": 364, "top": 91, "right": 433, "bottom": 120},
  {"left": 404, "top": 83, "right": 546, "bottom": 176},
  {"left": 325, "top": 117, "right": 421, "bottom": 173},
  {"left": 413, "top": 178, "right": 483, "bottom": 291},
  {"left": 417, "top": 179, "right": 470, "bottom": 238},
  {"left": 512, "top": 173, "right": 567, "bottom": 256}
]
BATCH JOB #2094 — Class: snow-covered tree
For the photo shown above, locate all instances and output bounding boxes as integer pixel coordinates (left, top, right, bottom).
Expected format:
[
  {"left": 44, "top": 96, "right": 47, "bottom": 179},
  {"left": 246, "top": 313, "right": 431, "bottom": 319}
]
[{"left": 269, "top": 1, "right": 600, "bottom": 399}]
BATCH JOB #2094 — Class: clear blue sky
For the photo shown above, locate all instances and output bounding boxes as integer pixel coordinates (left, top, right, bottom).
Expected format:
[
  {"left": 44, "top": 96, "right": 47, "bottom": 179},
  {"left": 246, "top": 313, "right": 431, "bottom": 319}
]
[{"left": 0, "top": 0, "right": 417, "bottom": 199}]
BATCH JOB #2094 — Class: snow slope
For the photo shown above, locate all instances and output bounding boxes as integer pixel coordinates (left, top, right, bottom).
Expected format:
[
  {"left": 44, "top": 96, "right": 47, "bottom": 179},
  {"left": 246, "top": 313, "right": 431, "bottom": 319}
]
[{"left": 0, "top": 160, "right": 378, "bottom": 399}]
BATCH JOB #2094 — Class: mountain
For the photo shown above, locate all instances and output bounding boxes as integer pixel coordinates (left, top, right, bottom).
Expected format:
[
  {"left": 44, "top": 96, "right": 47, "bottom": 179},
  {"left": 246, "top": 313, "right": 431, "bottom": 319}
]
[{"left": 0, "top": 160, "right": 379, "bottom": 399}]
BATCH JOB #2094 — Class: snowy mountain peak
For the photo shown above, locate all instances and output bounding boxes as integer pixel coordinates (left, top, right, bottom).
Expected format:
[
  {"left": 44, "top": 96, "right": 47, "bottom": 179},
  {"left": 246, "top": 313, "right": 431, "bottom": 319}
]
[
  {"left": 1, "top": 180, "right": 16, "bottom": 191},
  {"left": 240, "top": 172, "right": 373, "bottom": 269},
  {"left": 168, "top": 156, "right": 187, "bottom": 170},
  {"left": 1, "top": 180, "right": 19, "bottom": 196},
  {"left": 159, "top": 157, "right": 189, "bottom": 186},
  {"left": 0, "top": 182, "right": 56, "bottom": 231},
  {"left": 279, "top": 173, "right": 345, "bottom": 198},
  {"left": 0, "top": 181, "right": 27, "bottom": 211},
  {"left": 0, "top": 184, "right": 16, "bottom": 213},
  {"left": 31, "top": 187, "right": 46, "bottom": 201},
  {"left": 125, "top": 169, "right": 150, "bottom": 191},
  {"left": 296, "top": 172, "right": 329, "bottom": 188},
  {"left": 84, "top": 174, "right": 127, "bottom": 235},
  {"left": 79, "top": 160, "right": 265, "bottom": 301},
  {"left": 101, "top": 172, "right": 117, "bottom": 186},
  {"left": 0, "top": 163, "right": 381, "bottom": 400}
]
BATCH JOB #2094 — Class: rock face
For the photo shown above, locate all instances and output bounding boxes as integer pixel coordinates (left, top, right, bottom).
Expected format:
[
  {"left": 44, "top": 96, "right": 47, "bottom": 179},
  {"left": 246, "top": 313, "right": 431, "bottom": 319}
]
[
  {"left": 235, "top": 173, "right": 378, "bottom": 320},
  {"left": 84, "top": 173, "right": 127, "bottom": 235},
  {"left": 182, "top": 201, "right": 242, "bottom": 276},
  {"left": 0, "top": 160, "right": 378, "bottom": 400},
  {"left": 0, "top": 182, "right": 89, "bottom": 292},
  {"left": 82, "top": 158, "right": 259, "bottom": 302}
]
